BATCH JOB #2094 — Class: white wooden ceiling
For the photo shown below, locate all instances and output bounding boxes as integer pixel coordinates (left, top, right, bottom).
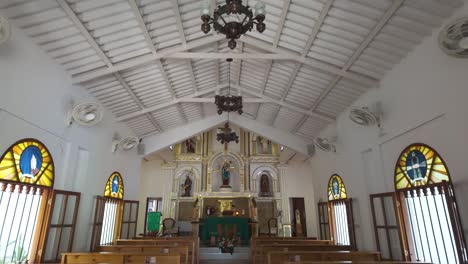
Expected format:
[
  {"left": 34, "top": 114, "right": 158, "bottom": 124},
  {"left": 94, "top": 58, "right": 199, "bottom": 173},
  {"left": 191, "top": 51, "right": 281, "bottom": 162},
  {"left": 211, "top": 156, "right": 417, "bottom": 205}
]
[{"left": 1, "top": 0, "right": 461, "bottom": 140}]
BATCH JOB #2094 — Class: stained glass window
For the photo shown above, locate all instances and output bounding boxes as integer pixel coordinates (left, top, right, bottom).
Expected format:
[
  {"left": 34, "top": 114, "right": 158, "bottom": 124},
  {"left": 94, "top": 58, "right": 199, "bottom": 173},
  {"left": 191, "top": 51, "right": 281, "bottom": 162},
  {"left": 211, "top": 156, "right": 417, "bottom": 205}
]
[
  {"left": 328, "top": 174, "right": 347, "bottom": 201},
  {"left": 395, "top": 143, "right": 450, "bottom": 190},
  {"left": 0, "top": 138, "right": 54, "bottom": 188},
  {"left": 104, "top": 172, "right": 124, "bottom": 199}
]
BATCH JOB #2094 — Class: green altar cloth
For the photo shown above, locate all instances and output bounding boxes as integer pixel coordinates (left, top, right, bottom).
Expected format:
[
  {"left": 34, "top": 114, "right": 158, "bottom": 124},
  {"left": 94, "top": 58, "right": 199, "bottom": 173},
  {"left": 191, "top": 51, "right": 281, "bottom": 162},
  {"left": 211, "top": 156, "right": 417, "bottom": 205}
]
[
  {"left": 200, "top": 217, "right": 250, "bottom": 244},
  {"left": 147, "top": 212, "right": 161, "bottom": 232}
]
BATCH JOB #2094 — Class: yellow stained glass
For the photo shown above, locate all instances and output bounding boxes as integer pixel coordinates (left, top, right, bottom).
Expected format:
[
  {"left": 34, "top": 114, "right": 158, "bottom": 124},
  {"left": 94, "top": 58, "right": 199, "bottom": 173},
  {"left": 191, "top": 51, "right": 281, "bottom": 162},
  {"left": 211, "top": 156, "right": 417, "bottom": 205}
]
[
  {"left": 395, "top": 144, "right": 450, "bottom": 190},
  {"left": 328, "top": 174, "right": 347, "bottom": 201},
  {"left": 0, "top": 139, "right": 54, "bottom": 188},
  {"left": 104, "top": 172, "right": 124, "bottom": 199}
]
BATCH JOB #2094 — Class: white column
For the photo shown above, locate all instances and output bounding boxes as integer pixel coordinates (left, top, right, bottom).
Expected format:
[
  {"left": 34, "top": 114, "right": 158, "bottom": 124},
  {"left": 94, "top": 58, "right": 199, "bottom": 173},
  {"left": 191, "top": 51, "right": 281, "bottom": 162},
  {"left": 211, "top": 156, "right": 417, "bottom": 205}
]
[{"left": 162, "top": 163, "right": 176, "bottom": 219}]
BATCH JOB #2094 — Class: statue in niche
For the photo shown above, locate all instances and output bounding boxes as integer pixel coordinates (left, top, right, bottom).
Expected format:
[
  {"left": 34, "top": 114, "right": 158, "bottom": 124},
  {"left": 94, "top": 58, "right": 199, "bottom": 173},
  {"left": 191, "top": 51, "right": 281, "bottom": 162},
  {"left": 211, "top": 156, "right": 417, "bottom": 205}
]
[
  {"left": 259, "top": 174, "right": 271, "bottom": 197},
  {"left": 184, "top": 138, "right": 196, "bottom": 153},
  {"left": 221, "top": 161, "right": 233, "bottom": 187},
  {"left": 256, "top": 136, "right": 272, "bottom": 155},
  {"left": 181, "top": 174, "right": 192, "bottom": 197}
]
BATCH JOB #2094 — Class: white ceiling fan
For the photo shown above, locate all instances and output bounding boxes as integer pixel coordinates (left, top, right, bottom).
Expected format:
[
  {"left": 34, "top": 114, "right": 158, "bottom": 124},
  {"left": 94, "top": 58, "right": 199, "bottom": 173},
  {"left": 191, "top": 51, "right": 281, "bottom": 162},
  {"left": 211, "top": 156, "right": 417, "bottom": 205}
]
[
  {"left": 314, "top": 137, "right": 336, "bottom": 153},
  {"left": 66, "top": 102, "right": 104, "bottom": 127},
  {"left": 439, "top": 16, "right": 468, "bottom": 58},
  {"left": 349, "top": 105, "right": 381, "bottom": 127}
]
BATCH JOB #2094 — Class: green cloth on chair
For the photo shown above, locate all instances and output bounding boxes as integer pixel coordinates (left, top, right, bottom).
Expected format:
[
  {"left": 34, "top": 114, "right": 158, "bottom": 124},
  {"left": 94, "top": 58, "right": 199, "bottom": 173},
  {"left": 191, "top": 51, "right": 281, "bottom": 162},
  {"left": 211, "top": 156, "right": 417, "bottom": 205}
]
[
  {"left": 147, "top": 212, "right": 161, "bottom": 232},
  {"left": 201, "top": 216, "right": 250, "bottom": 244}
]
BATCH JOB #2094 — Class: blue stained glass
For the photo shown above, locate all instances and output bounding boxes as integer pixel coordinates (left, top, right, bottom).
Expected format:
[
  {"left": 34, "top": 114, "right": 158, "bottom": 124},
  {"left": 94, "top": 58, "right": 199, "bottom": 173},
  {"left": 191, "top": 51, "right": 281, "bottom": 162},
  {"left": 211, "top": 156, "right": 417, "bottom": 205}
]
[
  {"left": 111, "top": 175, "right": 119, "bottom": 194},
  {"left": 19, "top": 146, "right": 43, "bottom": 178},
  {"left": 405, "top": 150, "right": 427, "bottom": 182}
]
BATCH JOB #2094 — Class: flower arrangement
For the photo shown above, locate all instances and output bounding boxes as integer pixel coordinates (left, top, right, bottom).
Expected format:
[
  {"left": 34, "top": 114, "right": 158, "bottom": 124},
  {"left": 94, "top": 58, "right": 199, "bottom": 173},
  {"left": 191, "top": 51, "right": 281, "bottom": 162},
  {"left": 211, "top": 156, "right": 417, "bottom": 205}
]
[{"left": 217, "top": 236, "right": 237, "bottom": 254}]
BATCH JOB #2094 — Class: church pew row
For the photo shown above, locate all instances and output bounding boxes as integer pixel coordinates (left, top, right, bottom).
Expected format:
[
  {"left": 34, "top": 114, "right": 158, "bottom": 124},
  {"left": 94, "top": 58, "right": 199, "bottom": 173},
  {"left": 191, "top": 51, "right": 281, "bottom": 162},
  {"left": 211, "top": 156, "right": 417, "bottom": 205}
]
[
  {"left": 97, "top": 245, "right": 189, "bottom": 264},
  {"left": 61, "top": 252, "right": 180, "bottom": 264},
  {"left": 250, "top": 239, "right": 332, "bottom": 263},
  {"left": 267, "top": 251, "right": 381, "bottom": 264},
  {"left": 116, "top": 238, "right": 197, "bottom": 264},
  {"left": 282, "top": 260, "right": 432, "bottom": 264},
  {"left": 254, "top": 245, "right": 353, "bottom": 264}
]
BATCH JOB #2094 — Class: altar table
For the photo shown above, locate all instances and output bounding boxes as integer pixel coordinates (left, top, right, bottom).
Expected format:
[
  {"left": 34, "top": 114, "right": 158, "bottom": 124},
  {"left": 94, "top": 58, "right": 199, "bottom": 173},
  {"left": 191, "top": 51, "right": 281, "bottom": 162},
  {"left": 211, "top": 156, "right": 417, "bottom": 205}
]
[{"left": 200, "top": 216, "right": 250, "bottom": 245}]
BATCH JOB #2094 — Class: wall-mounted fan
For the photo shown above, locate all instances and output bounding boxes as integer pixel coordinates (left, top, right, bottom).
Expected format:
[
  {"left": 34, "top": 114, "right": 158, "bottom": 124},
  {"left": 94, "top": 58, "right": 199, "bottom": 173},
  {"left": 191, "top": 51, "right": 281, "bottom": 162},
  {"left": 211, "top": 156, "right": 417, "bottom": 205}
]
[
  {"left": 67, "top": 102, "right": 103, "bottom": 126},
  {"left": 349, "top": 106, "right": 380, "bottom": 127},
  {"left": 112, "top": 135, "right": 139, "bottom": 153},
  {"left": 119, "top": 136, "right": 139, "bottom": 151},
  {"left": 0, "top": 16, "right": 11, "bottom": 45},
  {"left": 439, "top": 17, "right": 468, "bottom": 58},
  {"left": 314, "top": 137, "right": 336, "bottom": 152}
]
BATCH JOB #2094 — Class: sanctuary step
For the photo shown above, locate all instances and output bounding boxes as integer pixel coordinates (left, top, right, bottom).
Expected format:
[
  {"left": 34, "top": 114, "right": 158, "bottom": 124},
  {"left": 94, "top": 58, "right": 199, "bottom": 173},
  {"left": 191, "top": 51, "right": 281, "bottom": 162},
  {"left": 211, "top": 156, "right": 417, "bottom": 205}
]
[{"left": 199, "top": 246, "right": 249, "bottom": 261}]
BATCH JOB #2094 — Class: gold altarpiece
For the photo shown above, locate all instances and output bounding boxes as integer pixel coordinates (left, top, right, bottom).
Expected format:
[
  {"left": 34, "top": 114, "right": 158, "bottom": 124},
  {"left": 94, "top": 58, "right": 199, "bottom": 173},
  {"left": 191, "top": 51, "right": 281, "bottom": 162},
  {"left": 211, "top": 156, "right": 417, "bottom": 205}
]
[{"left": 162, "top": 126, "right": 287, "bottom": 237}]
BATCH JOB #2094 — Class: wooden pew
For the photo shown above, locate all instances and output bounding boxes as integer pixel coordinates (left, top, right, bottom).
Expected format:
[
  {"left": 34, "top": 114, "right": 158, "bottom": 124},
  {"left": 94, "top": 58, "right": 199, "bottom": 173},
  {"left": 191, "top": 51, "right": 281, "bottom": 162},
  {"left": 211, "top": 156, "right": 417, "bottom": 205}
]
[
  {"left": 267, "top": 251, "right": 381, "bottom": 264},
  {"left": 61, "top": 252, "right": 180, "bottom": 264},
  {"left": 282, "top": 260, "right": 432, "bottom": 264},
  {"left": 251, "top": 239, "right": 332, "bottom": 264},
  {"left": 116, "top": 238, "right": 196, "bottom": 264},
  {"left": 256, "top": 245, "right": 353, "bottom": 264},
  {"left": 97, "top": 245, "right": 189, "bottom": 264}
]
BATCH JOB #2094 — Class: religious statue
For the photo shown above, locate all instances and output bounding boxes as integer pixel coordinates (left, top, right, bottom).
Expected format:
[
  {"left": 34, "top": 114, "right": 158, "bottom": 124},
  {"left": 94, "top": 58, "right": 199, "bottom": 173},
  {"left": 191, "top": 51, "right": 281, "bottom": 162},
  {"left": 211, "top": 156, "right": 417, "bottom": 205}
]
[
  {"left": 185, "top": 138, "right": 196, "bottom": 153},
  {"left": 257, "top": 136, "right": 272, "bottom": 154},
  {"left": 221, "top": 161, "right": 232, "bottom": 186},
  {"left": 181, "top": 174, "right": 192, "bottom": 197},
  {"left": 260, "top": 174, "right": 270, "bottom": 197},
  {"left": 111, "top": 175, "right": 119, "bottom": 195},
  {"left": 294, "top": 209, "right": 304, "bottom": 237}
]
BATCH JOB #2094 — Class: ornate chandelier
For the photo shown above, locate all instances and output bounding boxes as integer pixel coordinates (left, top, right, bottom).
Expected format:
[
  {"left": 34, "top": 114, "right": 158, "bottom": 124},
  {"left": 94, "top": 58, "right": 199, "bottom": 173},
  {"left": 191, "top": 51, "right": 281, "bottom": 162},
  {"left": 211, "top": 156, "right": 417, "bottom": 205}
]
[
  {"left": 215, "top": 58, "right": 243, "bottom": 115},
  {"left": 201, "top": 0, "right": 266, "bottom": 49}
]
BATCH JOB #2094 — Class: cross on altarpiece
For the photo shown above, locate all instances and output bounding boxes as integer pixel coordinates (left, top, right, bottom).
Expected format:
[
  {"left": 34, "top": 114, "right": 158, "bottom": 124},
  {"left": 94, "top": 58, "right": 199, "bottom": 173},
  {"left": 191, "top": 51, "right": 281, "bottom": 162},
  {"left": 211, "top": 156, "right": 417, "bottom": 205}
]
[{"left": 216, "top": 122, "right": 239, "bottom": 151}]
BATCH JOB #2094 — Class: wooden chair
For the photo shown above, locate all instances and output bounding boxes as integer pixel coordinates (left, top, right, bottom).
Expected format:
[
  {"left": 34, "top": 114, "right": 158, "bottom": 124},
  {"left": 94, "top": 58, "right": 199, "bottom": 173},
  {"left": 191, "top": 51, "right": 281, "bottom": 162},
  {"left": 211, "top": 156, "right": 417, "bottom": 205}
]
[{"left": 163, "top": 218, "right": 179, "bottom": 237}]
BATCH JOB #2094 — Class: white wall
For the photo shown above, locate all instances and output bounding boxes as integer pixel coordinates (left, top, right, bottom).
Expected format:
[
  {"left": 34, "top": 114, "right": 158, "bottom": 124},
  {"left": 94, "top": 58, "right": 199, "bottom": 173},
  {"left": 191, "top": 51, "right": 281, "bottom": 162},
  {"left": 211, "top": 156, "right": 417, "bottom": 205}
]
[
  {"left": 0, "top": 25, "right": 142, "bottom": 251},
  {"left": 280, "top": 160, "right": 318, "bottom": 238},
  {"left": 136, "top": 159, "right": 168, "bottom": 235},
  {"left": 309, "top": 4, "right": 468, "bottom": 251}
]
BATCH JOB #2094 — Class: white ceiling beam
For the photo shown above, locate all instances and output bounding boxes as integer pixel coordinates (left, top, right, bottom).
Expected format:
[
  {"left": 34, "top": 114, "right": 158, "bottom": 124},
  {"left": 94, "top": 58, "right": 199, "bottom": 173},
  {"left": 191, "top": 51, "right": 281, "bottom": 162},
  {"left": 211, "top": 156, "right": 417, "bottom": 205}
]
[
  {"left": 114, "top": 73, "right": 162, "bottom": 132},
  {"left": 143, "top": 114, "right": 227, "bottom": 155},
  {"left": 128, "top": 0, "right": 157, "bottom": 55},
  {"left": 270, "top": 63, "right": 302, "bottom": 126},
  {"left": 239, "top": 36, "right": 378, "bottom": 87},
  {"left": 165, "top": 52, "right": 296, "bottom": 60},
  {"left": 72, "top": 35, "right": 224, "bottom": 84},
  {"left": 186, "top": 60, "right": 198, "bottom": 93},
  {"left": 301, "top": 0, "right": 334, "bottom": 57},
  {"left": 215, "top": 42, "right": 220, "bottom": 85},
  {"left": 230, "top": 84, "right": 334, "bottom": 122},
  {"left": 292, "top": 0, "right": 404, "bottom": 133},
  {"left": 260, "top": 60, "right": 273, "bottom": 95},
  {"left": 172, "top": 0, "right": 187, "bottom": 47},
  {"left": 273, "top": 0, "right": 291, "bottom": 48},
  {"left": 57, "top": 0, "right": 112, "bottom": 67},
  {"left": 179, "top": 98, "right": 271, "bottom": 103},
  {"left": 116, "top": 84, "right": 228, "bottom": 122},
  {"left": 228, "top": 115, "right": 310, "bottom": 156}
]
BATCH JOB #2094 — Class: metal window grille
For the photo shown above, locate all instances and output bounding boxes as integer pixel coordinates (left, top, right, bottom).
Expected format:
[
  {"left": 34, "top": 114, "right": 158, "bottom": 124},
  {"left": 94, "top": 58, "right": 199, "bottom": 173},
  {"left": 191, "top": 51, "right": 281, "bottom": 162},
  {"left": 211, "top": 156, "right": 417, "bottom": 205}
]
[
  {"left": 319, "top": 198, "right": 356, "bottom": 249},
  {"left": 0, "top": 182, "right": 43, "bottom": 264},
  {"left": 400, "top": 183, "right": 468, "bottom": 264},
  {"left": 90, "top": 196, "right": 122, "bottom": 251},
  {"left": 100, "top": 199, "right": 119, "bottom": 245}
]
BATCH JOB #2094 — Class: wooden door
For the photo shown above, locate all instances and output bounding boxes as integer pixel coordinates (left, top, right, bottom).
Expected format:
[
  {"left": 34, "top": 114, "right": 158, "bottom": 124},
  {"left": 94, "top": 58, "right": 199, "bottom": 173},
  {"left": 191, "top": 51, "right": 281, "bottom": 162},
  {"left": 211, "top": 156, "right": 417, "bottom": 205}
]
[
  {"left": 291, "top": 197, "right": 307, "bottom": 237},
  {"left": 120, "top": 200, "right": 139, "bottom": 239},
  {"left": 41, "top": 190, "right": 81, "bottom": 263}
]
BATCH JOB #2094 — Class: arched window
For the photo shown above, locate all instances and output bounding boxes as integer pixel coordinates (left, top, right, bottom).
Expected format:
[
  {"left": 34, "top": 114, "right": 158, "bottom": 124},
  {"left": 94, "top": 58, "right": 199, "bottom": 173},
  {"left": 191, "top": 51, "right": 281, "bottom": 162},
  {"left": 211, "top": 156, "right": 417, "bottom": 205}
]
[
  {"left": 104, "top": 172, "right": 124, "bottom": 199},
  {"left": 328, "top": 174, "right": 347, "bottom": 201},
  {"left": 394, "top": 144, "right": 467, "bottom": 263},
  {"left": 91, "top": 172, "right": 138, "bottom": 250},
  {"left": 0, "top": 139, "right": 80, "bottom": 263},
  {"left": 318, "top": 174, "right": 356, "bottom": 248}
]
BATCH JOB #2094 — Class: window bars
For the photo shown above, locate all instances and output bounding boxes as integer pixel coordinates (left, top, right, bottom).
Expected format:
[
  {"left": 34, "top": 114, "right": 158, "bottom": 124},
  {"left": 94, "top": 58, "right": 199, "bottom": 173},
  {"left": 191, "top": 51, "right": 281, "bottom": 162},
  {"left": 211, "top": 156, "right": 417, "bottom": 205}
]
[
  {"left": 0, "top": 182, "right": 43, "bottom": 264},
  {"left": 318, "top": 198, "right": 356, "bottom": 249},
  {"left": 400, "top": 182, "right": 467, "bottom": 264}
]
